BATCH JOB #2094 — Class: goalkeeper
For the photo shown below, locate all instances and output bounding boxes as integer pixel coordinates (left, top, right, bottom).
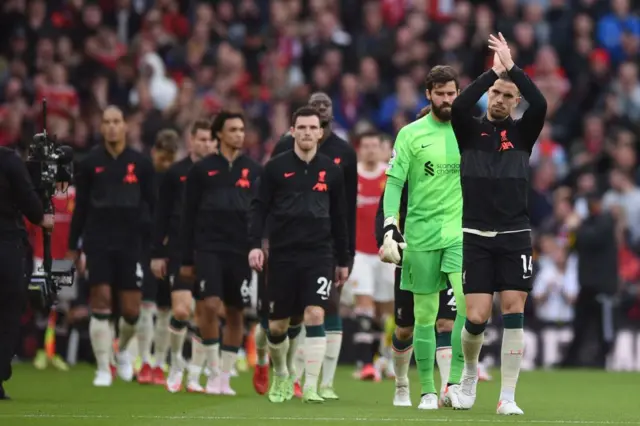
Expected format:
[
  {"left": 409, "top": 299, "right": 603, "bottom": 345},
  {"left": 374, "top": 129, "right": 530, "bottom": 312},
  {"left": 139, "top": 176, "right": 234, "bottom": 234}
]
[{"left": 380, "top": 65, "right": 466, "bottom": 410}]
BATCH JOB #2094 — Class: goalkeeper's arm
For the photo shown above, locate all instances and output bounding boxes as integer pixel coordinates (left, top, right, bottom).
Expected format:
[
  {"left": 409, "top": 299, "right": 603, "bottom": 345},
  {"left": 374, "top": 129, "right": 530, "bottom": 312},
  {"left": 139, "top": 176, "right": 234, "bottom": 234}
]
[
  {"left": 380, "top": 176, "right": 406, "bottom": 264},
  {"left": 376, "top": 184, "right": 409, "bottom": 248},
  {"left": 381, "top": 128, "right": 411, "bottom": 264},
  {"left": 383, "top": 127, "right": 409, "bottom": 221}
]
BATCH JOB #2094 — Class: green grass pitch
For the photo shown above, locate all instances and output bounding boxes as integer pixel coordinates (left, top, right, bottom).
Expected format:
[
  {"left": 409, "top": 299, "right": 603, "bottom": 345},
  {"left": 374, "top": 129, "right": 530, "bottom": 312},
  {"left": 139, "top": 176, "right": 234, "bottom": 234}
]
[{"left": 1, "top": 364, "right": 639, "bottom": 426}]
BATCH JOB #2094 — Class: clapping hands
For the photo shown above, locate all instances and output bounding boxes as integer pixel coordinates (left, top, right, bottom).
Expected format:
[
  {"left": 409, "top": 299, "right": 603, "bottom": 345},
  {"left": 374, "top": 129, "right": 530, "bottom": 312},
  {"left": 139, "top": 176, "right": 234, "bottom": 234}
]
[{"left": 489, "top": 33, "right": 514, "bottom": 74}]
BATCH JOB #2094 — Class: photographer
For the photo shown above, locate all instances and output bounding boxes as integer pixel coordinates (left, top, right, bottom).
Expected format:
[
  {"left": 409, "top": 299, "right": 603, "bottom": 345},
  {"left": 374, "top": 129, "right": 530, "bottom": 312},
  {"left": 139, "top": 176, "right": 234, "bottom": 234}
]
[{"left": 0, "top": 146, "right": 54, "bottom": 400}]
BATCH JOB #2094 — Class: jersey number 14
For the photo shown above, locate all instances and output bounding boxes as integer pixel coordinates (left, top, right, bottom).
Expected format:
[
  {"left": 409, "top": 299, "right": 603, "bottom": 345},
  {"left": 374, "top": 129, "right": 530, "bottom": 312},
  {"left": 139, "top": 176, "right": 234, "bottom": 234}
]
[{"left": 520, "top": 255, "right": 533, "bottom": 278}]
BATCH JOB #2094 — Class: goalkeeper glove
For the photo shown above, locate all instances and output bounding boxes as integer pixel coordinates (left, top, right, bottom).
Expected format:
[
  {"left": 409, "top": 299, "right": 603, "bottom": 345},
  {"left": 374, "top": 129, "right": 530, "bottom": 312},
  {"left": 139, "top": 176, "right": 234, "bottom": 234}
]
[{"left": 380, "top": 217, "right": 406, "bottom": 265}]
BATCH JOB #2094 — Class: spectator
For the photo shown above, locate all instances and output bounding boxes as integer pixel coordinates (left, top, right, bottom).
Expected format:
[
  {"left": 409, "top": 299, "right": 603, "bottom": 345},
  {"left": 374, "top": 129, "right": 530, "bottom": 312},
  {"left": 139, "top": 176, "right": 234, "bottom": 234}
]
[
  {"left": 538, "top": 186, "right": 575, "bottom": 251},
  {"left": 532, "top": 242, "right": 579, "bottom": 325},
  {"left": 573, "top": 169, "right": 599, "bottom": 218},
  {"left": 603, "top": 168, "right": 640, "bottom": 253},
  {"left": 609, "top": 61, "right": 640, "bottom": 123},
  {"left": 561, "top": 193, "right": 618, "bottom": 368},
  {"left": 529, "top": 160, "right": 557, "bottom": 228},
  {"left": 596, "top": 0, "right": 640, "bottom": 65},
  {"left": 376, "top": 75, "right": 427, "bottom": 134},
  {"left": 531, "top": 121, "right": 568, "bottom": 180}
]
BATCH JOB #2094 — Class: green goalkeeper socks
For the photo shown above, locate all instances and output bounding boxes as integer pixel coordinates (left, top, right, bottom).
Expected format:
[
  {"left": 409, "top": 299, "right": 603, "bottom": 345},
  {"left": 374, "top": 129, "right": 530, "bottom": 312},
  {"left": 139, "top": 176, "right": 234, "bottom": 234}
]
[
  {"left": 448, "top": 272, "right": 466, "bottom": 385},
  {"left": 413, "top": 293, "right": 439, "bottom": 395}
]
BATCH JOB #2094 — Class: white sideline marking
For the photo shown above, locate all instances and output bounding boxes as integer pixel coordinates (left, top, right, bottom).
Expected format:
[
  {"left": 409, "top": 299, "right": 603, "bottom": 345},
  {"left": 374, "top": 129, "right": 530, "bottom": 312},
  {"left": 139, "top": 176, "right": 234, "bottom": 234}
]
[{"left": 0, "top": 414, "right": 638, "bottom": 424}]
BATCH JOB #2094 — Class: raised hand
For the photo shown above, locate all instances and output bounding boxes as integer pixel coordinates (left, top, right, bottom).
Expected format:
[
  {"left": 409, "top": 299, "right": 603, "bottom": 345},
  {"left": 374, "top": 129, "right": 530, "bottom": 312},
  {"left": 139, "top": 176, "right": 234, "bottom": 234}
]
[
  {"left": 489, "top": 33, "right": 514, "bottom": 71},
  {"left": 492, "top": 51, "right": 506, "bottom": 74}
]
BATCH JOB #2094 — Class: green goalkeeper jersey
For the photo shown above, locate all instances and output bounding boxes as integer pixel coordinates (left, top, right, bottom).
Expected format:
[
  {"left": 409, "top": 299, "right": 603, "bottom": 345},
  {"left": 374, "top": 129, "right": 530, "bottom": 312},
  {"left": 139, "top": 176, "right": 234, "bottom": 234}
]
[{"left": 383, "top": 113, "right": 462, "bottom": 251}]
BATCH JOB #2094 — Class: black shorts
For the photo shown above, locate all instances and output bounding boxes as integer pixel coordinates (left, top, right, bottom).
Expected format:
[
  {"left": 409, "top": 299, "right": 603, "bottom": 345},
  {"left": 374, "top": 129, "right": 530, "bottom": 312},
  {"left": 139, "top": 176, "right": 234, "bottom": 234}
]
[
  {"left": 168, "top": 257, "right": 191, "bottom": 293},
  {"left": 267, "top": 257, "right": 334, "bottom": 320},
  {"left": 463, "top": 231, "right": 533, "bottom": 295},
  {"left": 394, "top": 267, "right": 457, "bottom": 327},
  {"left": 141, "top": 261, "right": 156, "bottom": 301},
  {"left": 142, "top": 275, "right": 172, "bottom": 308},
  {"left": 193, "top": 251, "right": 252, "bottom": 308},
  {"left": 325, "top": 256, "right": 353, "bottom": 316},
  {"left": 393, "top": 266, "right": 414, "bottom": 328},
  {"left": 85, "top": 250, "right": 142, "bottom": 291},
  {"left": 141, "top": 248, "right": 173, "bottom": 308},
  {"left": 437, "top": 282, "right": 456, "bottom": 321},
  {"left": 257, "top": 268, "right": 268, "bottom": 320},
  {"left": 142, "top": 278, "right": 171, "bottom": 308}
]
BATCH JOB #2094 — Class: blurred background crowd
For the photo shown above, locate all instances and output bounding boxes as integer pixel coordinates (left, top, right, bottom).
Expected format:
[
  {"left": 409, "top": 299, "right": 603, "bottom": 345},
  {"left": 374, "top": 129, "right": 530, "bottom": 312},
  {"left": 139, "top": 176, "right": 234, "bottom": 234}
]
[{"left": 1, "top": 0, "right": 640, "bottom": 368}]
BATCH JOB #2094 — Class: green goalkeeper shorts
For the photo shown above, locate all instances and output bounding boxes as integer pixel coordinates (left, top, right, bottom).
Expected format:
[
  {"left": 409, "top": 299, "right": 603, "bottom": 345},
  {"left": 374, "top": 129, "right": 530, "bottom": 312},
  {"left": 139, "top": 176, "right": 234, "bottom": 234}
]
[{"left": 400, "top": 243, "right": 462, "bottom": 295}]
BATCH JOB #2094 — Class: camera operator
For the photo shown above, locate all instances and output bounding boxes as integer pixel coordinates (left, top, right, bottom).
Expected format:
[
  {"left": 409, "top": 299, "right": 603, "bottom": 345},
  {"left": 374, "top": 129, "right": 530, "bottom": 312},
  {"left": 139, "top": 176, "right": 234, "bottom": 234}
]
[{"left": 0, "top": 146, "right": 54, "bottom": 400}]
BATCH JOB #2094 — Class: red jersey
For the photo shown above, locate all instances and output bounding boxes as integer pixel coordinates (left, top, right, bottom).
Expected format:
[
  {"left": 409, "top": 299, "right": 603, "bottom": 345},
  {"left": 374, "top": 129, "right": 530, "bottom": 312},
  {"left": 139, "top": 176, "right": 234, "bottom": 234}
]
[
  {"left": 27, "top": 187, "right": 76, "bottom": 259},
  {"left": 355, "top": 163, "right": 387, "bottom": 254}
]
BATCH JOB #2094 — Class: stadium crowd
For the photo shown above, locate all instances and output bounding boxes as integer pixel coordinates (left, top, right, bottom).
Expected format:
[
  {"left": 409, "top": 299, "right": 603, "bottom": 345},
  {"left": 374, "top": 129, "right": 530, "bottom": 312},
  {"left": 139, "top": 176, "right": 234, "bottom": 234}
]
[{"left": 1, "top": 0, "right": 640, "bottom": 370}]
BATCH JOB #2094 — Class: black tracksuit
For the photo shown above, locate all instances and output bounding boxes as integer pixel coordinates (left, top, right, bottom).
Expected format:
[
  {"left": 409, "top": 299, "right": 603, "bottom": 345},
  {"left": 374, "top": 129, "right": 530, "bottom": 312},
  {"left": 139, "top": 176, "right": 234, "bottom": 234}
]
[
  {"left": 451, "top": 66, "right": 547, "bottom": 294},
  {"left": 68, "top": 145, "right": 156, "bottom": 254},
  {"left": 68, "top": 145, "right": 155, "bottom": 290},
  {"left": 151, "top": 157, "right": 193, "bottom": 260},
  {"left": 180, "top": 153, "right": 262, "bottom": 305},
  {"left": 249, "top": 150, "right": 349, "bottom": 265},
  {"left": 141, "top": 169, "right": 168, "bottom": 303},
  {"left": 273, "top": 132, "right": 356, "bottom": 315},
  {"left": 273, "top": 132, "right": 357, "bottom": 260},
  {"left": 0, "top": 147, "right": 44, "bottom": 394},
  {"left": 180, "top": 153, "right": 262, "bottom": 264},
  {"left": 451, "top": 66, "right": 547, "bottom": 232},
  {"left": 248, "top": 150, "right": 349, "bottom": 319},
  {"left": 150, "top": 157, "right": 194, "bottom": 294}
]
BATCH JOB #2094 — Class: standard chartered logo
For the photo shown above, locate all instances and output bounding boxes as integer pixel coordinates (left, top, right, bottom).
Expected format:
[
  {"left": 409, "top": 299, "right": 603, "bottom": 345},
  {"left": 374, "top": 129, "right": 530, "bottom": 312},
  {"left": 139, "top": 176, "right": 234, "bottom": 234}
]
[
  {"left": 424, "top": 161, "right": 435, "bottom": 176},
  {"left": 424, "top": 161, "right": 459, "bottom": 177}
]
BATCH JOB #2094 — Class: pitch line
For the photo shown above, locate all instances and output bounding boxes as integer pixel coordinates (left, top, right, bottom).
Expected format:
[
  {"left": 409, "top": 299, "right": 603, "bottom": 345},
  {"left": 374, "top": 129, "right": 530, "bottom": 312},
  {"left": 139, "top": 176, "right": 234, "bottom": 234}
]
[{"left": 0, "top": 414, "right": 638, "bottom": 425}]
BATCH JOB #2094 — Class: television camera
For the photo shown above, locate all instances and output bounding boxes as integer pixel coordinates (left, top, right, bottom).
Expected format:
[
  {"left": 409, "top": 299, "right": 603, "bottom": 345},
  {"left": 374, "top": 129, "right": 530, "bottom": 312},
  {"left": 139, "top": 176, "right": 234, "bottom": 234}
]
[{"left": 26, "top": 98, "right": 76, "bottom": 310}]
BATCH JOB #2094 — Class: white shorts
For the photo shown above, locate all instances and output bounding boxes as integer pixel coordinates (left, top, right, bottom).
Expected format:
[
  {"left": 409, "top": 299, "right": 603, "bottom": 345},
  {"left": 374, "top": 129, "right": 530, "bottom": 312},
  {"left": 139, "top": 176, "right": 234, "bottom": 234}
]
[{"left": 345, "top": 252, "right": 395, "bottom": 303}]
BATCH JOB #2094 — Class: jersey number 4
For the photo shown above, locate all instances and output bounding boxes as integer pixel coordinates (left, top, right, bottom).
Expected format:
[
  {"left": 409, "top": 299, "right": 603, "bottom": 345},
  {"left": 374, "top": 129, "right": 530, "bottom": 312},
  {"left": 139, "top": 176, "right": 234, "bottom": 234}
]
[
  {"left": 317, "top": 277, "right": 332, "bottom": 300},
  {"left": 520, "top": 255, "right": 533, "bottom": 278},
  {"left": 240, "top": 279, "right": 251, "bottom": 304}
]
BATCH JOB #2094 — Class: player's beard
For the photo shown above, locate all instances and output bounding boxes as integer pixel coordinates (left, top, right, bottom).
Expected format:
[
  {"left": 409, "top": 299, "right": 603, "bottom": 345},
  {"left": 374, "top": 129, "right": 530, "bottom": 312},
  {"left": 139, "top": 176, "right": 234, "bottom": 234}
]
[
  {"left": 431, "top": 103, "right": 452, "bottom": 121},
  {"left": 489, "top": 104, "right": 509, "bottom": 120}
]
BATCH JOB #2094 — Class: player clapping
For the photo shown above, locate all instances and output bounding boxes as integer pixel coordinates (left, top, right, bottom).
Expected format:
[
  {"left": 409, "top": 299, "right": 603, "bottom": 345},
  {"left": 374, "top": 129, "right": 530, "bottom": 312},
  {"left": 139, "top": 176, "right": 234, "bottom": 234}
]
[{"left": 448, "top": 34, "right": 546, "bottom": 415}]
